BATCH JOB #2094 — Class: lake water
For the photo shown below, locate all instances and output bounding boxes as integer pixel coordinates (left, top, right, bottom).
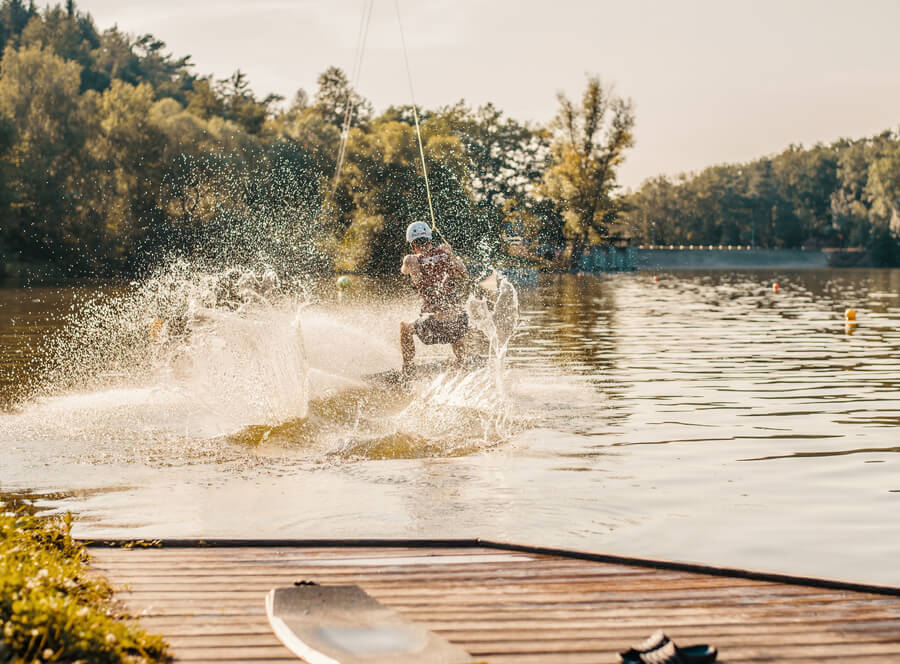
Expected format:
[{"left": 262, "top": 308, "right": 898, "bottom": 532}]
[{"left": 1, "top": 268, "right": 899, "bottom": 586}]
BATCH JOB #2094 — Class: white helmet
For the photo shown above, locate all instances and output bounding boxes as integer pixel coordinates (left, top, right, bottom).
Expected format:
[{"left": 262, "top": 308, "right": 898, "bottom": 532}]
[{"left": 405, "top": 221, "right": 432, "bottom": 243}]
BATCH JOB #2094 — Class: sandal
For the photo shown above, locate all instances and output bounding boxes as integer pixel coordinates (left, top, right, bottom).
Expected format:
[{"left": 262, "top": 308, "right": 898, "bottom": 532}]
[
  {"left": 620, "top": 631, "right": 669, "bottom": 662},
  {"left": 620, "top": 632, "right": 717, "bottom": 664}
]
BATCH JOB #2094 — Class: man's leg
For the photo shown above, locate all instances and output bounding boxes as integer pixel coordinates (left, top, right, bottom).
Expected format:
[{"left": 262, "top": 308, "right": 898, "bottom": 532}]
[
  {"left": 450, "top": 337, "right": 467, "bottom": 365},
  {"left": 450, "top": 314, "right": 470, "bottom": 366},
  {"left": 450, "top": 327, "right": 471, "bottom": 366},
  {"left": 400, "top": 321, "right": 416, "bottom": 367}
]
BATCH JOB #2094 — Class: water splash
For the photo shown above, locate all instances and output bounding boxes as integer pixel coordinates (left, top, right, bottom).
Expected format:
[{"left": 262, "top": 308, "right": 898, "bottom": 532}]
[
  {"left": 12, "top": 263, "right": 310, "bottom": 445},
  {"left": 466, "top": 273, "right": 520, "bottom": 395},
  {"left": 2, "top": 264, "right": 522, "bottom": 464},
  {"left": 378, "top": 273, "right": 522, "bottom": 453},
  {"left": 312, "top": 273, "right": 521, "bottom": 460}
]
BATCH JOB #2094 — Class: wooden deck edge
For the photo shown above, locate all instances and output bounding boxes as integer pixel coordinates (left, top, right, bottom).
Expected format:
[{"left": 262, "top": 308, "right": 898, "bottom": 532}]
[{"left": 80, "top": 537, "right": 900, "bottom": 598}]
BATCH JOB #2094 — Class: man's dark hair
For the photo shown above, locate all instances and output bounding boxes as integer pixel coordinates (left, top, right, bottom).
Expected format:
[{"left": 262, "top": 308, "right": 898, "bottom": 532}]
[{"left": 410, "top": 237, "right": 431, "bottom": 249}]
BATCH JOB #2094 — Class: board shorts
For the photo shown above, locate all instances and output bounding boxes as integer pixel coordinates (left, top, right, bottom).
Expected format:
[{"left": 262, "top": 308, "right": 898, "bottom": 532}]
[{"left": 413, "top": 312, "right": 468, "bottom": 345}]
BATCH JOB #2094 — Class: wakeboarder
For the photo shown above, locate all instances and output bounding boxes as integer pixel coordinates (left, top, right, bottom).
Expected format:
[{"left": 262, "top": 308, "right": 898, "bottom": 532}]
[{"left": 400, "top": 221, "right": 470, "bottom": 372}]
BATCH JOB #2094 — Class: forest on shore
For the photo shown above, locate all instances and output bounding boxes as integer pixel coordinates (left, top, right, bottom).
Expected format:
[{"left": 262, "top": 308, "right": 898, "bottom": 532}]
[
  {"left": 0, "top": 0, "right": 898, "bottom": 278},
  {"left": 623, "top": 133, "right": 900, "bottom": 266}
]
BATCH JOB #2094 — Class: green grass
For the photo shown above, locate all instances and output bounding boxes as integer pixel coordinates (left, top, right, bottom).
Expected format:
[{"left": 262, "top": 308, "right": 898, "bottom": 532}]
[{"left": 0, "top": 507, "right": 170, "bottom": 663}]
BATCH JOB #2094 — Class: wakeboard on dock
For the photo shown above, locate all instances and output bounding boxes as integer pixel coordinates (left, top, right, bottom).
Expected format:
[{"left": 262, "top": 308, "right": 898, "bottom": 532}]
[{"left": 266, "top": 585, "right": 473, "bottom": 663}]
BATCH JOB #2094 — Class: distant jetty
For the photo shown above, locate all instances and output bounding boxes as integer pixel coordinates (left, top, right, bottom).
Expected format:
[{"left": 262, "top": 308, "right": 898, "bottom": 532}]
[
  {"left": 637, "top": 246, "right": 827, "bottom": 270},
  {"left": 571, "top": 244, "right": 876, "bottom": 272}
]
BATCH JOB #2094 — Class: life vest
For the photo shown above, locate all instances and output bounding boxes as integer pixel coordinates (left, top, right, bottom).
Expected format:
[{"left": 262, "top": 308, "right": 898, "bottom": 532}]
[{"left": 414, "top": 248, "right": 462, "bottom": 314}]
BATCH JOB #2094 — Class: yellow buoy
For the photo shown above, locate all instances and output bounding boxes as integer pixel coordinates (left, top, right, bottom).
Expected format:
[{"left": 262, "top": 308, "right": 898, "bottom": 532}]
[{"left": 844, "top": 308, "right": 856, "bottom": 321}]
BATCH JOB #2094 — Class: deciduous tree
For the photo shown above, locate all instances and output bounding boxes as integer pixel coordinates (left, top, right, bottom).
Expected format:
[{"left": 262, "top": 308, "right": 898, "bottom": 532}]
[{"left": 542, "top": 76, "right": 634, "bottom": 268}]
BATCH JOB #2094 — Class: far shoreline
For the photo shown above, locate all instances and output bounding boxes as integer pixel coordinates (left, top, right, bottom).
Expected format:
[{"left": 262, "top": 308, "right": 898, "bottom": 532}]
[{"left": 5, "top": 248, "right": 900, "bottom": 286}]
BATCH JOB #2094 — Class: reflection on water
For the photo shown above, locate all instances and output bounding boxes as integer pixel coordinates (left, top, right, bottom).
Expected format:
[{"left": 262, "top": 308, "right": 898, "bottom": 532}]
[
  {"left": 0, "top": 487, "right": 132, "bottom": 516},
  {"left": 1, "top": 268, "right": 899, "bottom": 586}
]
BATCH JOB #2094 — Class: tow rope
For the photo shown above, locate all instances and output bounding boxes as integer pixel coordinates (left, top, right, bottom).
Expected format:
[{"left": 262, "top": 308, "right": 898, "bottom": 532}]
[
  {"left": 394, "top": 0, "right": 450, "bottom": 247},
  {"left": 329, "top": 0, "right": 374, "bottom": 198}
]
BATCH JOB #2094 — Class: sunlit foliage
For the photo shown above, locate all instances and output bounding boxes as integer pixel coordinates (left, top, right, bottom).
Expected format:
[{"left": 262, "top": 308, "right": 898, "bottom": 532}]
[
  {"left": 623, "top": 132, "right": 900, "bottom": 265},
  {"left": 0, "top": 507, "right": 170, "bottom": 663},
  {"left": 1, "top": 0, "right": 897, "bottom": 275},
  {"left": 0, "top": 1, "right": 576, "bottom": 277},
  {"left": 542, "top": 77, "right": 635, "bottom": 267}
]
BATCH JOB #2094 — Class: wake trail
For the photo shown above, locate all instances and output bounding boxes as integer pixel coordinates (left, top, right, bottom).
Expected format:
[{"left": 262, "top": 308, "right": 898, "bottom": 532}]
[{"left": 0, "top": 263, "right": 522, "bottom": 463}]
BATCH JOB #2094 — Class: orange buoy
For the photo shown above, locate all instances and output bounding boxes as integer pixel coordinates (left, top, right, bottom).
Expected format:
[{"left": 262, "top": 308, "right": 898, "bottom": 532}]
[
  {"left": 844, "top": 308, "right": 857, "bottom": 321},
  {"left": 845, "top": 321, "right": 858, "bottom": 335},
  {"left": 653, "top": 275, "right": 659, "bottom": 283},
  {"left": 772, "top": 282, "right": 780, "bottom": 293}
]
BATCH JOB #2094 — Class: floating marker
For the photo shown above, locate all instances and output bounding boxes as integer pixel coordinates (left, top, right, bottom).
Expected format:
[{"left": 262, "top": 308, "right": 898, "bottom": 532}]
[
  {"left": 336, "top": 275, "right": 352, "bottom": 290},
  {"left": 772, "top": 282, "right": 780, "bottom": 293},
  {"left": 845, "top": 308, "right": 856, "bottom": 321},
  {"left": 653, "top": 275, "right": 659, "bottom": 283}
]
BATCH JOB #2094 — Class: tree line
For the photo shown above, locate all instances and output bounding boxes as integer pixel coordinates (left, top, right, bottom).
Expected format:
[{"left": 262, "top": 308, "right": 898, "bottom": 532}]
[
  {"left": 0, "top": 1, "right": 897, "bottom": 278},
  {"left": 621, "top": 133, "right": 900, "bottom": 266},
  {"left": 0, "top": 0, "right": 638, "bottom": 278}
]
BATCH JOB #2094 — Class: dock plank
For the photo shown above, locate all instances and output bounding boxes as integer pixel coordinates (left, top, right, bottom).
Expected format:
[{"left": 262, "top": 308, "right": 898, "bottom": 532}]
[{"left": 89, "top": 543, "right": 900, "bottom": 663}]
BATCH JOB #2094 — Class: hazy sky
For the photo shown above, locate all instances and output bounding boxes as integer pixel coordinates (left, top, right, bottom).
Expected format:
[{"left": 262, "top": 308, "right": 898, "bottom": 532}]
[{"left": 83, "top": 0, "right": 900, "bottom": 189}]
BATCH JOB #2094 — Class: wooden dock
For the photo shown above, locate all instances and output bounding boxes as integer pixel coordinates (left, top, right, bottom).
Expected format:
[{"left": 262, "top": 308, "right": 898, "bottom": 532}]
[{"left": 88, "top": 540, "right": 900, "bottom": 663}]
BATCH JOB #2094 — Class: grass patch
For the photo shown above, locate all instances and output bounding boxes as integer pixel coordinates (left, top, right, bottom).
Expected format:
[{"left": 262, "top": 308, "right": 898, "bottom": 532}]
[{"left": 0, "top": 507, "right": 170, "bottom": 663}]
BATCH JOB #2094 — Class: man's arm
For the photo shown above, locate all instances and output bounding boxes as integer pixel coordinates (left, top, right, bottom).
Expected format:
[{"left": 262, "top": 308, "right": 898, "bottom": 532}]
[
  {"left": 451, "top": 253, "right": 466, "bottom": 278},
  {"left": 401, "top": 254, "right": 422, "bottom": 284},
  {"left": 438, "top": 244, "right": 467, "bottom": 279}
]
